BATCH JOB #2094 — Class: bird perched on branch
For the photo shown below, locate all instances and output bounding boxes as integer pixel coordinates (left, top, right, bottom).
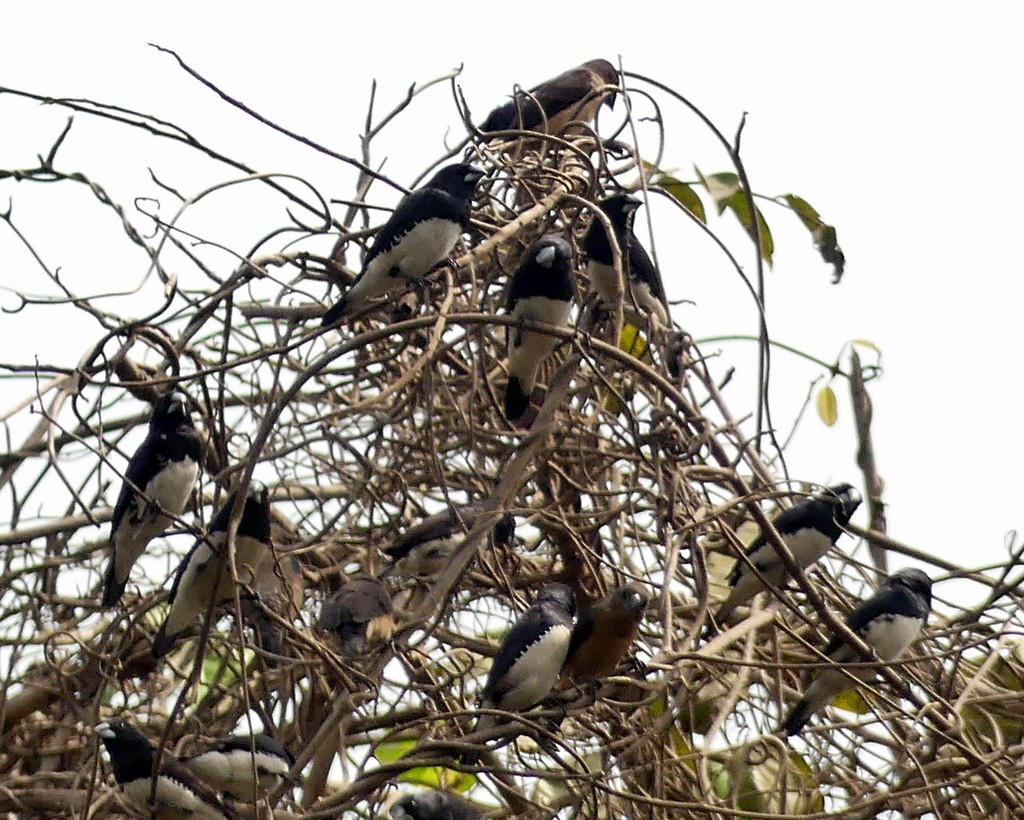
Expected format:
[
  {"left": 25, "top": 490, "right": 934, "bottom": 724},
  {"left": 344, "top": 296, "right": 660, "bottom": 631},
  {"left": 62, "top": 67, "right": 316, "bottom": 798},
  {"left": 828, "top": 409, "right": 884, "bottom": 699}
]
[
  {"left": 468, "top": 583, "right": 576, "bottom": 761},
  {"left": 103, "top": 389, "right": 203, "bottom": 608},
  {"left": 183, "top": 733, "right": 293, "bottom": 802},
  {"left": 322, "top": 163, "right": 484, "bottom": 323},
  {"left": 584, "top": 194, "right": 670, "bottom": 329},
  {"left": 480, "top": 58, "right": 619, "bottom": 135},
  {"left": 152, "top": 481, "right": 272, "bottom": 659},
  {"left": 562, "top": 583, "right": 649, "bottom": 681},
  {"left": 781, "top": 567, "right": 932, "bottom": 736},
  {"left": 504, "top": 235, "right": 575, "bottom": 421},
  {"left": 318, "top": 577, "right": 395, "bottom": 655},
  {"left": 390, "top": 790, "right": 482, "bottom": 820},
  {"left": 384, "top": 503, "right": 516, "bottom": 577},
  {"left": 95, "top": 721, "right": 240, "bottom": 820},
  {"left": 710, "top": 483, "right": 862, "bottom": 632}
]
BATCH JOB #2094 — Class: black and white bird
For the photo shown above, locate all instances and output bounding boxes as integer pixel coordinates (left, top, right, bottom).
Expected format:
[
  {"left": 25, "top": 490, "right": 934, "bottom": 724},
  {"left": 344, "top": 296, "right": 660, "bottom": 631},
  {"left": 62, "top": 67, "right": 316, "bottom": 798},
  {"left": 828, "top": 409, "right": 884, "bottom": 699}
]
[
  {"left": 469, "top": 583, "right": 576, "bottom": 759},
  {"left": 711, "top": 483, "right": 862, "bottom": 630},
  {"left": 318, "top": 577, "right": 395, "bottom": 656},
  {"left": 152, "top": 481, "right": 272, "bottom": 659},
  {"left": 480, "top": 58, "right": 619, "bottom": 135},
  {"left": 781, "top": 568, "right": 932, "bottom": 736},
  {"left": 384, "top": 504, "right": 516, "bottom": 577},
  {"left": 321, "top": 163, "right": 484, "bottom": 323},
  {"left": 390, "top": 790, "right": 483, "bottom": 820},
  {"left": 103, "top": 390, "right": 203, "bottom": 608},
  {"left": 583, "top": 194, "right": 670, "bottom": 329},
  {"left": 183, "top": 733, "right": 294, "bottom": 802},
  {"left": 504, "top": 235, "right": 575, "bottom": 421},
  {"left": 95, "top": 721, "right": 240, "bottom": 820}
]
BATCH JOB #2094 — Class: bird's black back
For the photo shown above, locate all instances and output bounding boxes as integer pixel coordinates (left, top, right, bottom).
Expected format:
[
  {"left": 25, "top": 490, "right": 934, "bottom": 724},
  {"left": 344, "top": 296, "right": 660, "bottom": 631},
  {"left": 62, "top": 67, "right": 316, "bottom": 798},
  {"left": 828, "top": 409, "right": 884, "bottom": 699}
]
[
  {"left": 742, "top": 484, "right": 859, "bottom": 558},
  {"left": 206, "top": 484, "right": 272, "bottom": 543},
  {"left": 111, "top": 394, "right": 202, "bottom": 530},
  {"left": 484, "top": 583, "right": 575, "bottom": 697},
  {"left": 213, "top": 733, "right": 293, "bottom": 764},
  {"left": 362, "top": 164, "right": 479, "bottom": 270},
  {"left": 824, "top": 569, "right": 932, "bottom": 656}
]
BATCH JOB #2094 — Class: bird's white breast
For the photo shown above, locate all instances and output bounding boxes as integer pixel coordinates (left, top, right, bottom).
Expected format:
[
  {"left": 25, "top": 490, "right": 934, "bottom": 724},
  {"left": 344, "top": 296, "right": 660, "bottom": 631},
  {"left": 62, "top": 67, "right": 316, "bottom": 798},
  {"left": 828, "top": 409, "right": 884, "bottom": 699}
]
[
  {"left": 861, "top": 613, "right": 923, "bottom": 661},
  {"left": 497, "top": 623, "right": 572, "bottom": 711},
  {"left": 783, "top": 527, "right": 833, "bottom": 568},
  {"left": 147, "top": 458, "right": 199, "bottom": 516}
]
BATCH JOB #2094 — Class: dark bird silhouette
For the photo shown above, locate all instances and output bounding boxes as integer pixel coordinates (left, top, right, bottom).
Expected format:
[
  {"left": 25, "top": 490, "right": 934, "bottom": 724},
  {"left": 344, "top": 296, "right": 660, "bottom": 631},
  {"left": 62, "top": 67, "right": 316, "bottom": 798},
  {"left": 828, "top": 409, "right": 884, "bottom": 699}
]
[
  {"left": 183, "top": 733, "right": 294, "bottom": 802},
  {"left": 504, "top": 235, "right": 575, "bottom": 421},
  {"left": 711, "top": 483, "right": 862, "bottom": 631},
  {"left": 103, "top": 390, "right": 203, "bottom": 608},
  {"left": 781, "top": 568, "right": 932, "bottom": 736},
  {"left": 584, "top": 194, "right": 670, "bottom": 329},
  {"left": 152, "top": 481, "right": 272, "bottom": 659},
  {"left": 384, "top": 503, "right": 516, "bottom": 577},
  {"left": 390, "top": 790, "right": 482, "bottom": 820},
  {"left": 322, "top": 164, "right": 484, "bottom": 323},
  {"left": 481, "top": 59, "right": 619, "bottom": 135},
  {"left": 468, "top": 583, "right": 576, "bottom": 760},
  {"left": 95, "top": 721, "right": 240, "bottom": 820},
  {"left": 318, "top": 577, "right": 395, "bottom": 655},
  {"left": 563, "top": 583, "right": 649, "bottom": 681}
]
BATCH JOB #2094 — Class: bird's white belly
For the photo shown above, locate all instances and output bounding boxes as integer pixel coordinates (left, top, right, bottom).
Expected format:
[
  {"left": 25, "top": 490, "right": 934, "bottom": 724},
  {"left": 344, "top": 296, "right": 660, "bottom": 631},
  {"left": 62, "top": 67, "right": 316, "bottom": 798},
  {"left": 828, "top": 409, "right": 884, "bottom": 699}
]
[
  {"left": 122, "top": 775, "right": 225, "bottom": 819},
  {"left": 147, "top": 459, "right": 199, "bottom": 516},
  {"left": 498, "top": 624, "right": 571, "bottom": 710},
  {"left": 357, "top": 218, "right": 462, "bottom": 301},
  {"left": 784, "top": 527, "right": 833, "bottom": 568}
]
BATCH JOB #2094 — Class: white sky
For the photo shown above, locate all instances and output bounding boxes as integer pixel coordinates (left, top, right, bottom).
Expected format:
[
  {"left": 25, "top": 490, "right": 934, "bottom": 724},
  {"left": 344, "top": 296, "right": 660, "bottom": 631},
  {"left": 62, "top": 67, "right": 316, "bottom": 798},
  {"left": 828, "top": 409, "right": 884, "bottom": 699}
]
[{"left": 2, "top": 2, "right": 1022, "bottom": 591}]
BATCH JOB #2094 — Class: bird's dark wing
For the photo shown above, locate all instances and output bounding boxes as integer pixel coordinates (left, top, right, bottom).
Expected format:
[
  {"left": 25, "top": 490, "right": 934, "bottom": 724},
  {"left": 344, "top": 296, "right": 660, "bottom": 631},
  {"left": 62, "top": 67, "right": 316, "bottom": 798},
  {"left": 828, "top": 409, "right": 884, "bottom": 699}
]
[
  {"left": 357, "top": 188, "right": 469, "bottom": 276},
  {"left": 564, "top": 606, "right": 596, "bottom": 665},
  {"left": 629, "top": 239, "right": 668, "bottom": 306},
  {"left": 484, "top": 606, "right": 551, "bottom": 695},
  {"left": 111, "top": 433, "right": 160, "bottom": 530},
  {"left": 822, "top": 585, "right": 916, "bottom": 657},
  {"left": 160, "top": 755, "right": 242, "bottom": 820}
]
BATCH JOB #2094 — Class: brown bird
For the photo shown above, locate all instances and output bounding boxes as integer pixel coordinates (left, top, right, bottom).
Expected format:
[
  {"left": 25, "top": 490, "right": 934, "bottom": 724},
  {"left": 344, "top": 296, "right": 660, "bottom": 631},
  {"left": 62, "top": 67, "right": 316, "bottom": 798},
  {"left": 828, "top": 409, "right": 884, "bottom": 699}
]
[
  {"left": 480, "top": 59, "right": 619, "bottom": 136},
  {"left": 319, "top": 577, "right": 395, "bottom": 655},
  {"left": 562, "top": 583, "right": 649, "bottom": 680}
]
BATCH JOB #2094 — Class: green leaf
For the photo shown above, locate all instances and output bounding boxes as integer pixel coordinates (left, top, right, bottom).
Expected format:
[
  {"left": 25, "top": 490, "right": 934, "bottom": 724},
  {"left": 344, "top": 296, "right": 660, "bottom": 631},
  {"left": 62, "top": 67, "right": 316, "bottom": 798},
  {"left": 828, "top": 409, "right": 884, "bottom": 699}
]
[
  {"left": 782, "top": 193, "right": 845, "bottom": 283},
  {"left": 653, "top": 175, "right": 707, "bottom": 224},
  {"left": 816, "top": 385, "right": 838, "bottom": 426},
  {"left": 696, "top": 167, "right": 774, "bottom": 265},
  {"left": 619, "top": 323, "right": 648, "bottom": 359},
  {"left": 376, "top": 740, "right": 417, "bottom": 763}
]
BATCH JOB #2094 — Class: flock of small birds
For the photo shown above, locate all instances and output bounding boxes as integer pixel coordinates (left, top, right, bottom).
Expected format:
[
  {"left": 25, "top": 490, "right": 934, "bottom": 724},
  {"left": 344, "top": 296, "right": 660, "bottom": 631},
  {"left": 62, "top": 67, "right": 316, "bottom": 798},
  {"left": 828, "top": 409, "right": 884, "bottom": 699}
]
[{"left": 89, "top": 58, "right": 934, "bottom": 819}]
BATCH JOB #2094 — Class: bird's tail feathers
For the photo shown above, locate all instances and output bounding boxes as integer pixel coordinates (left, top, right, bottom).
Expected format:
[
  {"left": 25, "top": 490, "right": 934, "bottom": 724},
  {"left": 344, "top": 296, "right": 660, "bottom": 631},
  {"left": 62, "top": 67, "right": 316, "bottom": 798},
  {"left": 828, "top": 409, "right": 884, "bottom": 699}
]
[
  {"left": 781, "top": 696, "right": 816, "bottom": 737},
  {"left": 101, "top": 559, "right": 126, "bottom": 609},
  {"left": 151, "top": 624, "right": 177, "bottom": 659},
  {"left": 504, "top": 377, "right": 530, "bottom": 421},
  {"left": 322, "top": 297, "right": 351, "bottom": 327}
]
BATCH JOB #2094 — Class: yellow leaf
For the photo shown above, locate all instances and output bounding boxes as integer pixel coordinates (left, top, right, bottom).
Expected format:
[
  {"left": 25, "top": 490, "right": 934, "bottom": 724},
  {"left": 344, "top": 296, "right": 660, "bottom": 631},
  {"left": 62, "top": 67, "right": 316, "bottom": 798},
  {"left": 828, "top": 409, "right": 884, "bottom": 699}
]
[
  {"left": 816, "top": 385, "right": 838, "bottom": 426},
  {"left": 619, "top": 324, "right": 648, "bottom": 358}
]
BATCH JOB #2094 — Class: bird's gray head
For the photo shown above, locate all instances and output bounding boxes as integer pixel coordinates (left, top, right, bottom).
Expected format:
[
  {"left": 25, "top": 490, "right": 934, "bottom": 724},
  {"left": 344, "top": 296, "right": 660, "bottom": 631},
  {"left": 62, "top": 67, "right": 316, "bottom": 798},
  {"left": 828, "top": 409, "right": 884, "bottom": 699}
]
[
  {"left": 390, "top": 791, "right": 442, "bottom": 819},
  {"left": 247, "top": 481, "right": 269, "bottom": 503},
  {"left": 888, "top": 568, "right": 932, "bottom": 607},
  {"left": 531, "top": 235, "right": 573, "bottom": 269},
  {"left": 537, "top": 582, "right": 576, "bottom": 617},
  {"left": 586, "top": 58, "right": 620, "bottom": 109},
  {"left": 617, "top": 583, "right": 650, "bottom": 614}
]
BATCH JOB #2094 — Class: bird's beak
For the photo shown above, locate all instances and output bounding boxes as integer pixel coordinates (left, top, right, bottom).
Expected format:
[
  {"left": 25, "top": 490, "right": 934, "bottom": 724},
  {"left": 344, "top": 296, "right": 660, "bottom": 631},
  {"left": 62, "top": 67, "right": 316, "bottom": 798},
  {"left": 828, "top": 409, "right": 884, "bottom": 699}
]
[{"left": 604, "top": 91, "right": 617, "bottom": 111}]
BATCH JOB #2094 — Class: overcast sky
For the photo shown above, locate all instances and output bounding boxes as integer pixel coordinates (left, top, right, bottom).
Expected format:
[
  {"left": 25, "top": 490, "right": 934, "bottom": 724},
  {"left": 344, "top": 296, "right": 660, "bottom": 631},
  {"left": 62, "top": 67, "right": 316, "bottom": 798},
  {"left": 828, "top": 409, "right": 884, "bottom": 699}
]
[{"left": 2, "top": 3, "right": 1022, "bottom": 592}]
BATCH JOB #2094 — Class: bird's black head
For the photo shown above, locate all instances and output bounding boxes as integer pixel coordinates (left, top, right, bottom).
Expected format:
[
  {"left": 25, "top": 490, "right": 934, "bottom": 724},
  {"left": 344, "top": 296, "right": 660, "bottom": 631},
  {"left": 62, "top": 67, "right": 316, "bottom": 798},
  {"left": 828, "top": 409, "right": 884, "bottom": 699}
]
[
  {"left": 819, "top": 482, "right": 862, "bottom": 524},
  {"left": 95, "top": 721, "right": 155, "bottom": 782},
  {"left": 528, "top": 234, "right": 574, "bottom": 272},
  {"left": 152, "top": 389, "right": 193, "bottom": 429},
  {"left": 616, "top": 582, "right": 650, "bottom": 615},
  {"left": 493, "top": 513, "right": 516, "bottom": 548},
  {"left": 599, "top": 194, "right": 642, "bottom": 231},
  {"left": 209, "top": 480, "right": 272, "bottom": 541},
  {"left": 424, "top": 163, "right": 484, "bottom": 199},
  {"left": 537, "top": 582, "right": 576, "bottom": 617},
  {"left": 888, "top": 568, "right": 932, "bottom": 608},
  {"left": 390, "top": 791, "right": 443, "bottom": 819}
]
